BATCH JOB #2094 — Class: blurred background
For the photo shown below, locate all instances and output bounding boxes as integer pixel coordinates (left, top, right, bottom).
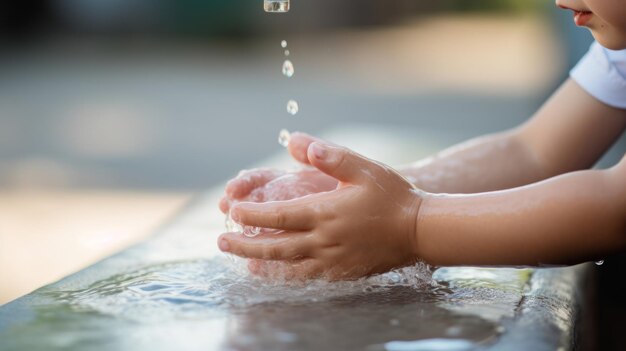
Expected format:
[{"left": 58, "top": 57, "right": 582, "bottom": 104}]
[{"left": 1, "top": 0, "right": 624, "bottom": 348}]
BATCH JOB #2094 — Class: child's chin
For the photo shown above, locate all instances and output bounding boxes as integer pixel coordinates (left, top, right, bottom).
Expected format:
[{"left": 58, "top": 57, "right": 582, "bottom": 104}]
[{"left": 591, "top": 30, "right": 626, "bottom": 50}]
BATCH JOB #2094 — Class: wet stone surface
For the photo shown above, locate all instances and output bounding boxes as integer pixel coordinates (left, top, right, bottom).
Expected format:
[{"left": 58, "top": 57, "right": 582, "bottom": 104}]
[{"left": 0, "top": 255, "right": 525, "bottom": 351}]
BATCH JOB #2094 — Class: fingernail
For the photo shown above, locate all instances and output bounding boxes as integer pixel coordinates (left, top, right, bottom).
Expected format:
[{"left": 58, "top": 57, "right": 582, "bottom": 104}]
[
  {"left": 219, "top": 238, "right": 230, "bottom": 252},
  {"left": 310, "top": 142, "right": 328, "bottom": 160}
]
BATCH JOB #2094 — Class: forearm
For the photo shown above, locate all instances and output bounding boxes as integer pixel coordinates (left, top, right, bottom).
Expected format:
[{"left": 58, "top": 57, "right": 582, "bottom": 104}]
[
  {"left": 398, "top": 130, "right": 549, "bottom": 194},
  {"left": 399, "top": 80, "right": 626, "bottom": 194},
  {"left": 414, "top": 162, "right": 626, "bottom": 266}
]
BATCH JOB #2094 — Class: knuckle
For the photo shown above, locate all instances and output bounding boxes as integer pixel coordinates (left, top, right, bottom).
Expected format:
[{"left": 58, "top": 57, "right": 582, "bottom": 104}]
[
  {"left": 265, "top": 246, "right": 281, "bottom": 260},
  {"left": 316, "top": 202, "right": 336, "bottom": 222},
  {"left": 272, "top": 212, "right": 287, "bottom": 228},
  {"left": 332, "top": 149, "right": 349, "bottom": 172}
]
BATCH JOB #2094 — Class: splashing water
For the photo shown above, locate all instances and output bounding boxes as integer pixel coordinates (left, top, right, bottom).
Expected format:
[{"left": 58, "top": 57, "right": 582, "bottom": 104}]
[
  {"left": 265, "top": 0, "right": 290, "bottom": 13},
  {"left": 49, "top": 257, "right": 435, "bottom": 322},
  {"left": 278, "top": 129, "right": 291, "bottom": 147},
  {"left": 282, "top": 60, "right": 294, "bottom": 78},
  {"left": 287, "top": 100, "right": 299, "bottom": 115},
  {"left": 226, "top": 169, "right": 320, "bottom": 238}
]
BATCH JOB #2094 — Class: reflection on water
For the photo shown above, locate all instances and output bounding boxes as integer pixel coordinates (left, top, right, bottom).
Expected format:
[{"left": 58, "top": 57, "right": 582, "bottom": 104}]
[{"left": 0, "top": 256, "right": 531, "bottom": 351}]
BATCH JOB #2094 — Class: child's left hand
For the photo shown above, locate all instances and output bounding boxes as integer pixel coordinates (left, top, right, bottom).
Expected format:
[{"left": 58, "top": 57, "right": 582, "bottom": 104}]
[{"left": 218, "top": 139, "right": 424, "bottom": 280}]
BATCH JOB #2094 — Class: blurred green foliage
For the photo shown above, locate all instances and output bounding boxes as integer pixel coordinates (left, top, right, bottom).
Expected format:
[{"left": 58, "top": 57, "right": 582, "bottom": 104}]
[{"left": 159, "top": 0, "right": 257, "bottom": 36}]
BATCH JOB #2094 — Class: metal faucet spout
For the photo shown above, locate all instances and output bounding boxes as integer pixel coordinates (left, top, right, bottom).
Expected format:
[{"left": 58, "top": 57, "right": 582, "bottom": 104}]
[{"left": 264, "top": 0, "right": 290, "bottom": 13}]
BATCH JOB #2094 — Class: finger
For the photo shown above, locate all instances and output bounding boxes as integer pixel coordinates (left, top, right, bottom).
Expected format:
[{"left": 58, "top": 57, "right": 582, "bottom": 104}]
[
  {"left": 225, "top": 168, "right": 282, "bottom": 199},
  {"left": 307, "top": 141, "right": 387, "bottom": 185},
  {"left": 218, "top": 231, "right": 315, "bottom": 260},
  {"left": 252, "top": 259, "right": 322, "bottom": 280},
  {"left": 231, "top": 195, "right": 323, "bottom": 230},
  {"left": 219, "top": 196, "right": 231, "bottom": 214},
  {"left": 288, "top": 132, "right": 344, "bottom": 166},
  {"left": 288, "top": 132, "right": 319, "bottom": 165}
]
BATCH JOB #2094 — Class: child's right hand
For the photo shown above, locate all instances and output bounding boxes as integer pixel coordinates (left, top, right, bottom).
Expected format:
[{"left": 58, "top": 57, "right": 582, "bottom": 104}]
[{"left": 219, "top": 133, "right": 338, "bottom": 214}]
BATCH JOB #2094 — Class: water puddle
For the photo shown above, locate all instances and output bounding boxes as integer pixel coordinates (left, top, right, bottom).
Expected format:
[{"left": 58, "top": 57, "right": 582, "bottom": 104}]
[{"left": 7, "top": 260, "right": 524, "bottom": 351}]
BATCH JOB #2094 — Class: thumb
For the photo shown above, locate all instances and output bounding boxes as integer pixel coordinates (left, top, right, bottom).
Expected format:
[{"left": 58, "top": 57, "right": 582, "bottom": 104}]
[
  {"left": 287, "top": 133, "right": 343, "bottom": 165},
  {"left": 307, "top": 141, "right": 382, "bottom": 184},
  {"left": 287, "top": 132, "right": 319, "bottom": 165}
]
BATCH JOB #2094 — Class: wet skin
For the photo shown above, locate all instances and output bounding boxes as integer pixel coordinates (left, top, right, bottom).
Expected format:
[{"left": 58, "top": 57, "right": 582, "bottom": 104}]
[
  {"left": 219, "top": 76, "right": 626, "bottom": 280},
  {"left": 218, "top": 0, "right": 626, "bottom": 279}
]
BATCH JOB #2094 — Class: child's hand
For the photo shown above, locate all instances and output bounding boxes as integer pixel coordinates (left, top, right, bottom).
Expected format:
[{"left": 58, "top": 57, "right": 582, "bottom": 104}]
[
  {"left": 219, "top": 133, "right": 338, "bottom": 214},
  {"left": 218, "top": 140, "right": 423, "bottom": 280},
  {"left": 219, "top": 168, "right": 338, "bottom": 214}
]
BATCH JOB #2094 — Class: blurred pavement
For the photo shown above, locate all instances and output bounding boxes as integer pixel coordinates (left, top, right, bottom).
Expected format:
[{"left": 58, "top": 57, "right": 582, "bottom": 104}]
[{"left": 0, "top": 14, "right": 568, "bottom": 190}]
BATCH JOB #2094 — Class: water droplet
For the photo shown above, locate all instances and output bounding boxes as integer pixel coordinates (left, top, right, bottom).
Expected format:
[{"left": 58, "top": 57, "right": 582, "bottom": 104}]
[
  {"left": 284, "top": 49, "right": 290, "bottom": 56},
  {"left": 281, "top": 40, "right": 288, "bottom": 48},
  {"left": 278, "top": 129, "right": 291, "bottom": 147},
  {"left": 286, "top": 100, "right": 299, "bottom": 115},
  {"left": 282, "top": 60, "right": 294, "bottom": 78},
  {"left": 595, "top": 260, "right": 604, "bottom": 266}
]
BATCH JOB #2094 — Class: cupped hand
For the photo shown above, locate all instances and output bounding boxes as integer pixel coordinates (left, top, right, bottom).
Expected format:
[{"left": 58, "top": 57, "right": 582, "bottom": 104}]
[
  {"left": 218, "top": 139, "right": 423, "bottom": 280},
  {"left": 219, "top": 132, "right": 338, "bottom": 214}
]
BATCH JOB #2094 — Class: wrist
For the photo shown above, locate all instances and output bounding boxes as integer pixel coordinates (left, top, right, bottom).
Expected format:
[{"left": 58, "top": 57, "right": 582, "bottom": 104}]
[
  {"left": 406, "top": 189, "right": 428, "bottom": 263},
  {"left": 398, "top": 164, "right": 434, "bottom": 193}
]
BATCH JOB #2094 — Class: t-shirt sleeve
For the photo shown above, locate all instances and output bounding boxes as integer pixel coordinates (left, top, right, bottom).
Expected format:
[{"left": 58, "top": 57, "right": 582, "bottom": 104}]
[{"left": 570, "top": 41, "right": 626, "bottom": 109}]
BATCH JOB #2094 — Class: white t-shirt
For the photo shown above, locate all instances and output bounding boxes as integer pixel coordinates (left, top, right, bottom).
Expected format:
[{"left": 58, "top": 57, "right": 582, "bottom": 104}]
[{"left": 570, "top": 41, "right": 626, "bottom": 109}]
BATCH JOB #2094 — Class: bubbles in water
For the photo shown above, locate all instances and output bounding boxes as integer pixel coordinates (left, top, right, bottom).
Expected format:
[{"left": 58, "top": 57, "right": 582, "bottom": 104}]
[
  {"left": 287, "top": 100, "right": 299, "bottom": 115},
  {"left": 281, "top": 40, "right": 288, "bottom": 48},
  {"left": 282, "top": 60, "right": 294, "bottom": 78},
  {"left": 595, "top": 260, "right": 604, "bottom": 266},
  {"left": 387, "top": 272, "right": 402, "bottom": 284},
  {"left": 265, "top": 0, "right": 290, "bottom": 13},
  {"left": 278, "top": 129, "right": 291, "bottom": 147},
  {"left": 284, "top": 50, "right": 290, "bottom": 56}
]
